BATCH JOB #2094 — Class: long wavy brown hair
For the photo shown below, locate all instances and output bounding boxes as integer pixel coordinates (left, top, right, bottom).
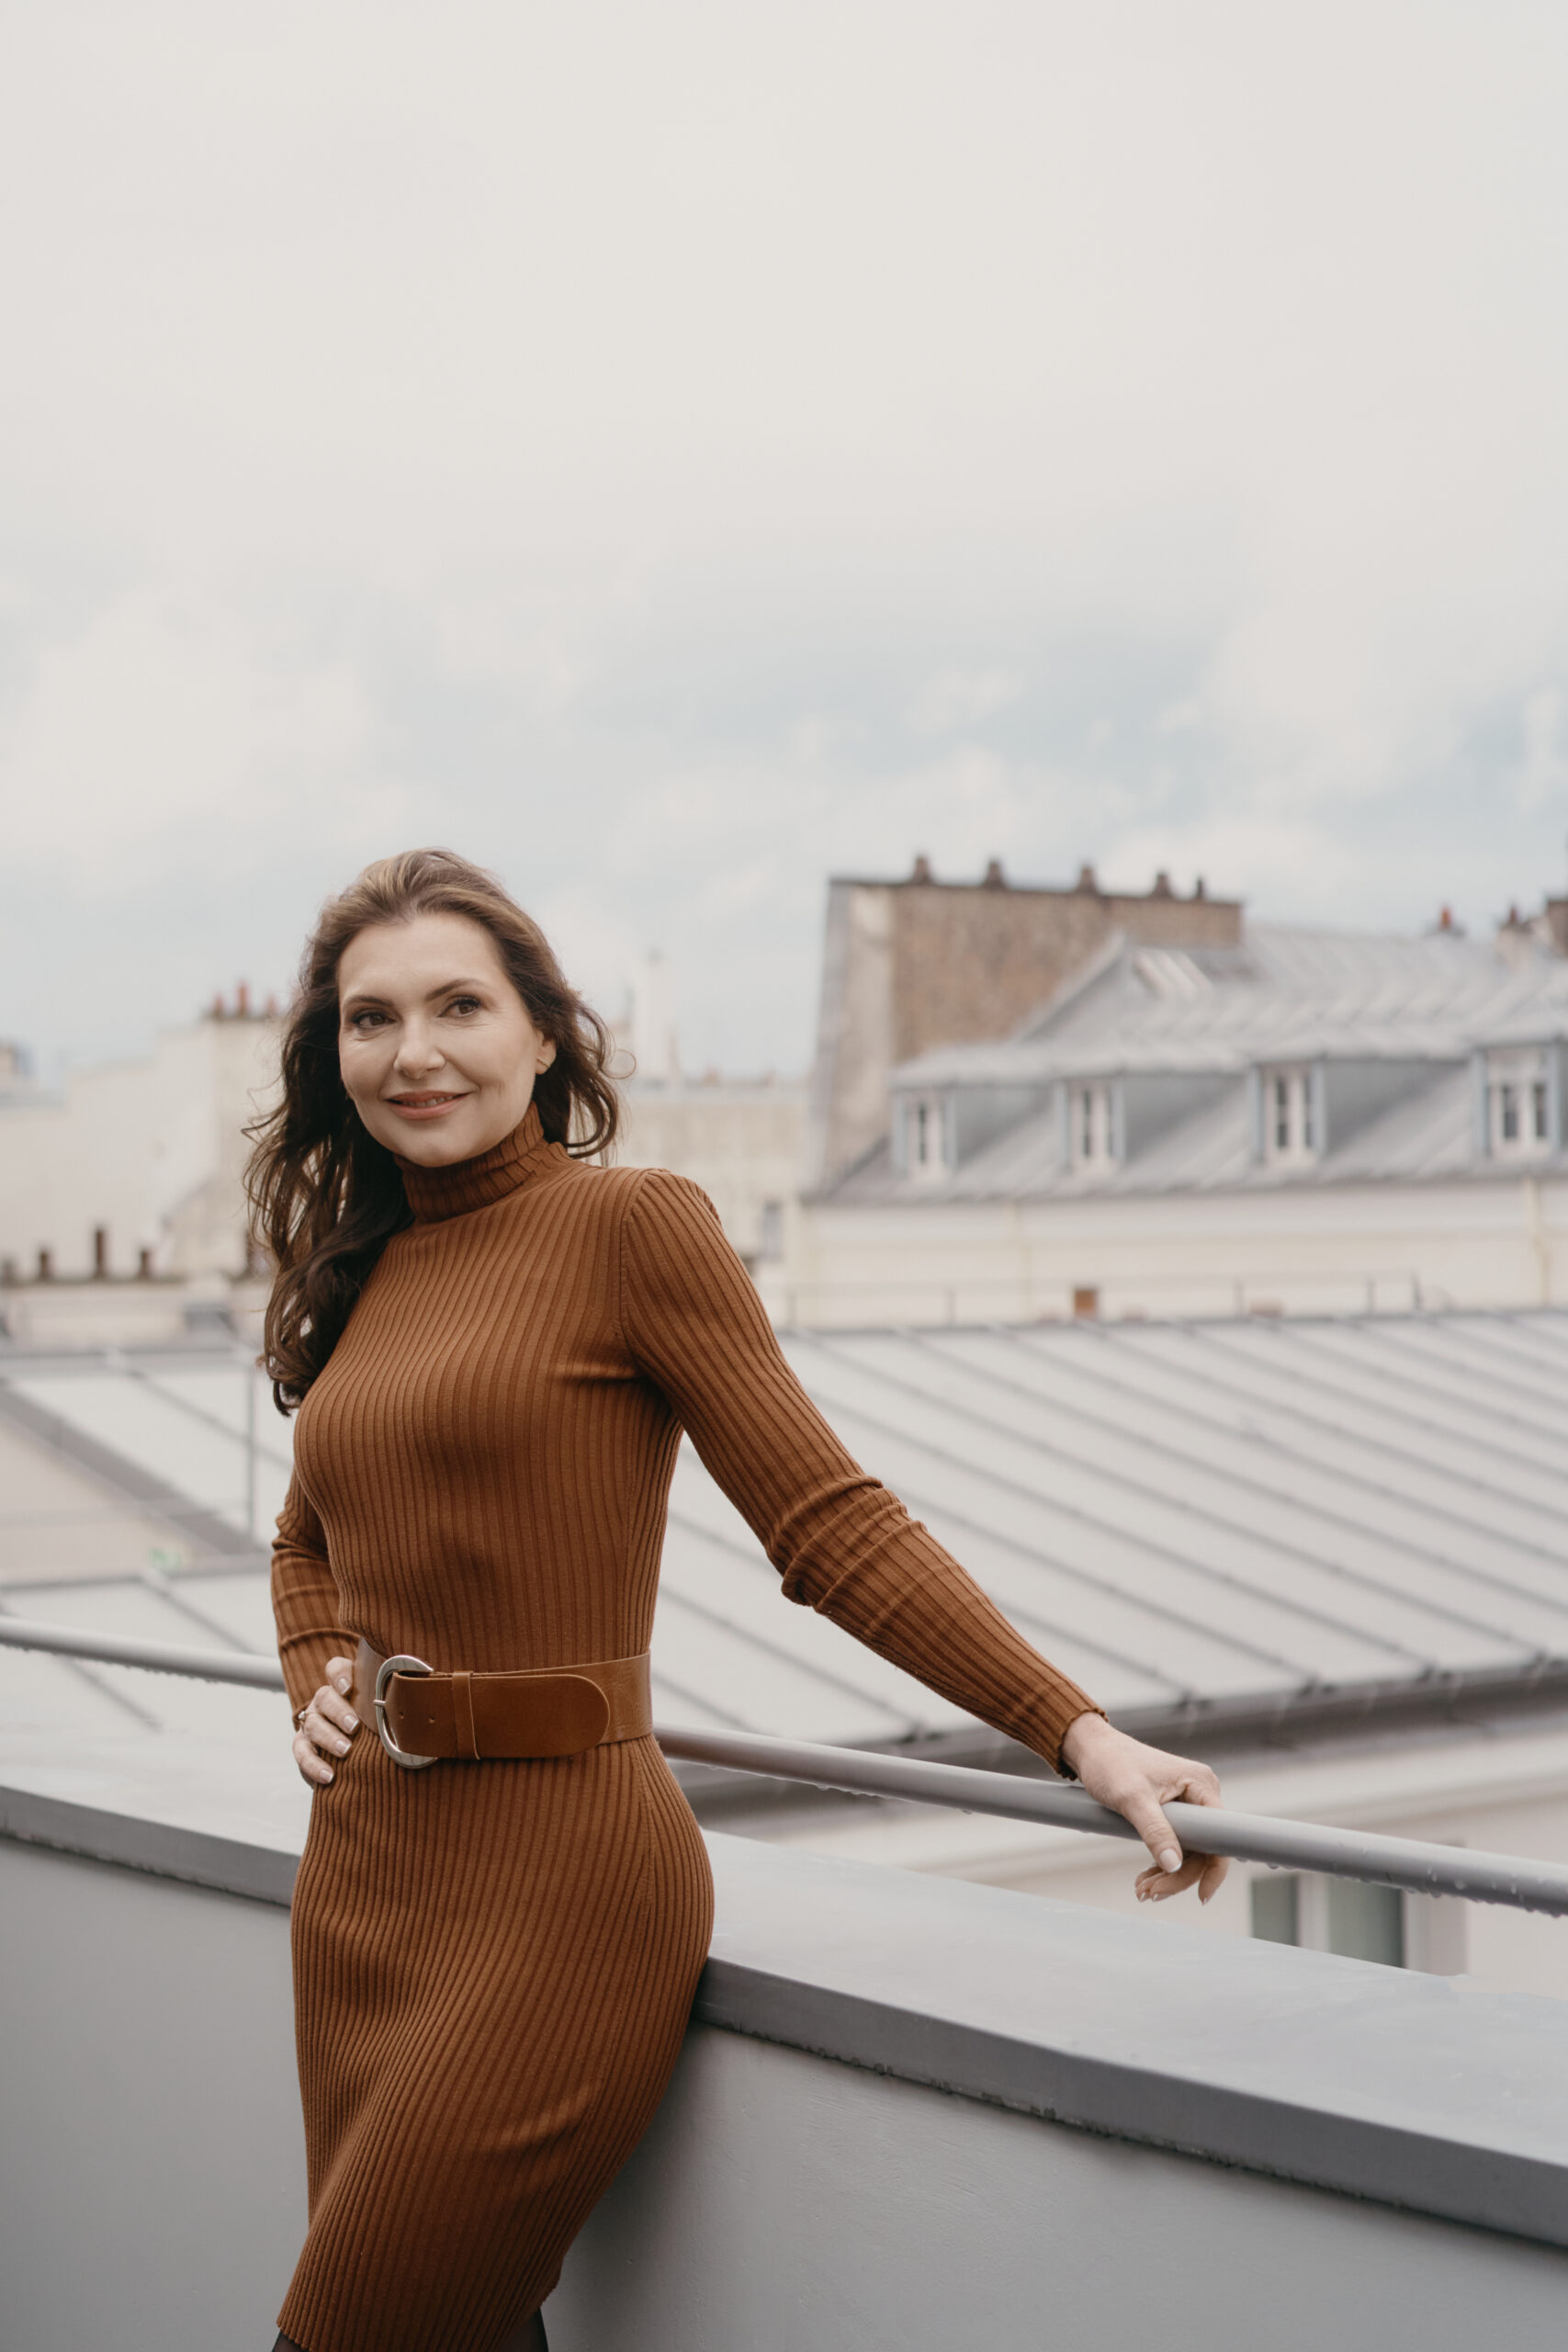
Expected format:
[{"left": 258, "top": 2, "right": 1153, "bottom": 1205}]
[{"left": 246, "top": 848, "right": 619, "bottom": 1412}]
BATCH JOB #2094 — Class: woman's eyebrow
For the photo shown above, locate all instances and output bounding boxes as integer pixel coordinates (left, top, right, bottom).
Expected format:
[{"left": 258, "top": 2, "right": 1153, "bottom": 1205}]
[
  {"left": 341, "top": 976, "right": 491, "bottom": 1013},
  {"left": 423, "top": 975, "right": 491, "bottom": 1001}
]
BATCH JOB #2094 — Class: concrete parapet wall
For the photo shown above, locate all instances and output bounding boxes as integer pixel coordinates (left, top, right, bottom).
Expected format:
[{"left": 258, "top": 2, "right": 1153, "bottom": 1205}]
[{"left": 4, "top": 1733, "right": 1568, "bottom": 2350}]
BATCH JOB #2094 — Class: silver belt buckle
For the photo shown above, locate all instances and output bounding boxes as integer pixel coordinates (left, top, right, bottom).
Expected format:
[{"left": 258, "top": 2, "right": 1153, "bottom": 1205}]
[{"left": 374, "top": 1653, "right": 438, "bottom": 1770}]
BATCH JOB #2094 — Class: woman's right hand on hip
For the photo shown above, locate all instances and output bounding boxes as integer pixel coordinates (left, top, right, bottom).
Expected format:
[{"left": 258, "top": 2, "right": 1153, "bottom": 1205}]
[{"left": 292, "top": 1656, "right": 360, "bottom": 1786}]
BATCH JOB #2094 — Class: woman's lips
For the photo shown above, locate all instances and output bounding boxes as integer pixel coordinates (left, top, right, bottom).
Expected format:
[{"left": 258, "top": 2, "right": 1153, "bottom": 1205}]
[{"left": 385, "top": 1092, "right": 469, "bottom": 1121}]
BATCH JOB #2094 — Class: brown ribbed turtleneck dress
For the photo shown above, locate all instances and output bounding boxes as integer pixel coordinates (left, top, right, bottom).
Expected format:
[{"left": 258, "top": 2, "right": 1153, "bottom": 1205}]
[{"left": 271, "top": 1103, "right": 1100, "bottom": 2352}]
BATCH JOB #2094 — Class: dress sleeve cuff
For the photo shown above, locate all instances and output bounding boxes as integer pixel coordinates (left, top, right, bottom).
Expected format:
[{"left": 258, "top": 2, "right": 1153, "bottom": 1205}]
[{"left": 1033, "top": 1696, "right": 1109, "bottom": 1779}]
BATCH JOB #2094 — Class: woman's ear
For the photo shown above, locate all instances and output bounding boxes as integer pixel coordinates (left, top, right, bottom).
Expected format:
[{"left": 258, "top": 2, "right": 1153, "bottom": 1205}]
[{"left": 536, "top": 1035, "right": 558, "bottom": 1074}]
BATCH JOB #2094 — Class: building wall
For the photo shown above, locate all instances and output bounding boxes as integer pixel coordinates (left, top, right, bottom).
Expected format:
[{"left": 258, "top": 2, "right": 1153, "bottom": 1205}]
[
  {"left": 614, "top": 1078, "right": 807, "bottom": 1263},
  {"left": 0, "top": 1011, "right": 281, "bottom": 1284},
  {"left": 0, "top": 1019, "right": 804, "bottom": 1327},
  {"left": 807, "top": 867, "right": 1243, "bottom": 1192},
  {"left": 760, "top": 1172, "right": 1568, "bottom": 1327}
]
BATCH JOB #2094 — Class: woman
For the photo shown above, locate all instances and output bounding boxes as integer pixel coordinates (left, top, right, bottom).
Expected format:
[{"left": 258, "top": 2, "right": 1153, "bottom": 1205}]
[{"left": 254, "top": 846, "right": 1224, "bottom": 2352}]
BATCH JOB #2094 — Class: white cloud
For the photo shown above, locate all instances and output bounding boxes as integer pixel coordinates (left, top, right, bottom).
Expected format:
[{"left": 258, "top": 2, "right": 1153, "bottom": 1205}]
[
  {"left": 0, "top": 593, "right": 408, "bottom": 888},
  {"left": 907, "top": 670, "right": 1023, "bottom": 738},
  {"left": 1515, "top": 687, "right": 1568, "bottom": 816},
  {"left": 2, "top": 1, "right": 1568, "bottom": 1066}
]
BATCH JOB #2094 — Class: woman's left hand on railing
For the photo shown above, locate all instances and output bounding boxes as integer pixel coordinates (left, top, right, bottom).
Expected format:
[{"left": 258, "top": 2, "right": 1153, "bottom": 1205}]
[{"left": 1058, "top": 1713, "right": 1227, "bottom": 1904}]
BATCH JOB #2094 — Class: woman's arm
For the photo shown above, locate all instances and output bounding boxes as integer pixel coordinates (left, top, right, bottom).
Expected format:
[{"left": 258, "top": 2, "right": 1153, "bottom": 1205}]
[
  {"left": 619, "top": 1170, "right": 1226, "bottom": 1901},
  {"left": 273, "top": 1475, "right": 361, "bottom": 1787}
]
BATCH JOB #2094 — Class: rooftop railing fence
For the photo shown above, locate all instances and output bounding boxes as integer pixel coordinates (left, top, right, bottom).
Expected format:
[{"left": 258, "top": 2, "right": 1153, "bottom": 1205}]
[{"left": 4, "top": 1612, "right": 1567, "bottom": 1917}]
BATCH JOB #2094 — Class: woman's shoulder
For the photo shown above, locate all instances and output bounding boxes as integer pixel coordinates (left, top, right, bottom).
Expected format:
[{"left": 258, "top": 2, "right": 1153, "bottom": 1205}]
[
  {"left": 581, "top": 1163, "right": 727, "bottom": 1271},
  {"left": 609, "top": 1162, "right": 716, "bottom": 1209},
  {"left": 588, "top": 1161, "right": 719, "bottom": 1235}
]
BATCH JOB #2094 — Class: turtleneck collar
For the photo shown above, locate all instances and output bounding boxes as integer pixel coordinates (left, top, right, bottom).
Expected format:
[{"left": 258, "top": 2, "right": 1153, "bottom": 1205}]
[{"left": 398, "top": 1100, "right": 568, "bottom": 1224}]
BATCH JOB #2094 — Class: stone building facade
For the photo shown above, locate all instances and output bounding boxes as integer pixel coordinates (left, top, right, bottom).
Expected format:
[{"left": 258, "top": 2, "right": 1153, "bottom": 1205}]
[{"left": 806, "top": 857, "right": 1242, "bottom": 1193}]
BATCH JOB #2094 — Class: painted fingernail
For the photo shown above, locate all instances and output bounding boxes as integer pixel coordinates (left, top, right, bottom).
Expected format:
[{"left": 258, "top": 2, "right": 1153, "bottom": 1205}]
[
  {"left": 333, "top": 1739, "right": 349, "bottom": 1755},
  {"left": 321, "top": 1769, "right": 333, "bottom": 1782},
  {"left": 1160, "top": 1848, "right": 1181, "bottom": 1873},
  {"left": 334, "top": 1679, "right": 349, "bottom": 1694}
]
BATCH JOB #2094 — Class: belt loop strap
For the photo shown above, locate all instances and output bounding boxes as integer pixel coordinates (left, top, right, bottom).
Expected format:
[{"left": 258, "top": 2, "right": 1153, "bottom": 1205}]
[{"left": 452, "top": 1670, "right": 480, "bottom": 1761}]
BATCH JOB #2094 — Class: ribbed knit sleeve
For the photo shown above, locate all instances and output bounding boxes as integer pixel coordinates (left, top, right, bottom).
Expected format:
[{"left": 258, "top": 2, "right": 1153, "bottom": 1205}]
[
  {"left": 272, "top": 1471, "right": 357, "bottom": 1716},
  {"left": 618, "top": 1169, "right": 1102, "bottom": 1770}
]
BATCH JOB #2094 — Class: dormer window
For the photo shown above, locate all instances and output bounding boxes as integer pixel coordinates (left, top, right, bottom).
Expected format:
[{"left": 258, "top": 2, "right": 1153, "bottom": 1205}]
[
  {"left": 1487, "top": 1049, "right": 1552, "bottom": 1159},
  {"left": 1071, "top": 1082, "right": 1116, "bottom": 1171},
  {"left": 904, "top": 1092, "right": 951, "bottom": 1183},
  {"left": 1263, "top": 1067, "right": 1316, "bottom": 1166}
]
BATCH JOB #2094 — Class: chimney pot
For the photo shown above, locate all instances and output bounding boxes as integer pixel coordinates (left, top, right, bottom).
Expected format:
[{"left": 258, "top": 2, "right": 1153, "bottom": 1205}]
[
  {"left": 1193, "top": 876, "right": 1207, "bottom": 900},
  {"left": 94, "top": 1225, "right": 108, "bottom": 1278},
  {"left": 37, "top": 1246, "right": 52, "bottom": 1281},
  {"left": 983, "top": 859, "right": 1006, "bottom": 889},
  {"left": 138, "top": 1246, "right": 154, "bottom": 1280},
  {"left": 236, "top": 980, "right": 251, "bottom": 1016},
  {"left": 1076, "top": 863, "right": 1100, "bottom": 894},
  {"left": 1151, "top": 870, "right": 1174, "bottom": 899},
  {"left": 1438, "top": 905, "right": 1453, "bottom": 932},
  {"left": 910, "top": 854, "right": 934, "bottom": 885}
]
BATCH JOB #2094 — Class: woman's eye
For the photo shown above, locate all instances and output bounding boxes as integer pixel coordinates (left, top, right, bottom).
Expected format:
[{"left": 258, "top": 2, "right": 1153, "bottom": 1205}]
[
  {"left": 347, "top": 1010, "right": 387, "bottom": 1032},
  {"left": 447, "top": 996, "right": 482, "bottom": 1016}
]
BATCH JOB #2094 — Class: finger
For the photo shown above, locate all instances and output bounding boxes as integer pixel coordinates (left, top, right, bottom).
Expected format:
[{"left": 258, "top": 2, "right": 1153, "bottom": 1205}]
[
  {"left": 1135, "top": 1854, "right": 1205, "bottom": 1902},
  {"left": 304, "top": 1705, "right": 355, "bottom": 1759},
  {"left": 1115, "top": 1790, "right": 1184, "bottom": 1878},
  {"left": 1135, "top": 1849, "right": 1223, "bottom": 1904},
  {"left": 1198, "top": 1852, "right": 1230, "bottom": 1905},
  {"left": 324, "top": 1656, "right": 355, "bottom": 1695},
  {"left": 313, "top": 1682, "right": 361, "bottom": 1736},
  {"left": 292, "top": 1732, "right": 335, "bottom": 1786}
]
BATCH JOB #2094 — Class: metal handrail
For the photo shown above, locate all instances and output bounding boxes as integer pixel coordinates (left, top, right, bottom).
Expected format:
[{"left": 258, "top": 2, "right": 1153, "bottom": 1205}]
[
  {"left": 0, "top": 1616, "right": 290, "bottom": 1689},
  {"left": 5, "top": 1613, "right": 1568, "bottom": 1916}
]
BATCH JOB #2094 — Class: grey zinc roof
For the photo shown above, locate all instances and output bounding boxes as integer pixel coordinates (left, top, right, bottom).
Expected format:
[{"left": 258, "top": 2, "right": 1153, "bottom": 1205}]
[
  {"left": 2, "top": 1312, "right": 1566, "bottom": 1762},
  {"left": 856, "top": 923, "right": 1568, "bottom": 1202},
  {"left": 895, "top": 925, "right": 1568, "bottom": 1088}
]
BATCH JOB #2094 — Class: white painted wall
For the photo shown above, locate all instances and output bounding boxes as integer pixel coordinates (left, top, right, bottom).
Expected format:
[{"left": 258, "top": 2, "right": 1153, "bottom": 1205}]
[
  {"left": 0, "top": 1013, "right": 281, "bottom": 1283},
  {"left": 761, "top": 1172, "right": 1568, "bottom": 1326},
  {"left": 0, "top": 1018, "right": 803, "bottom": 1316}
]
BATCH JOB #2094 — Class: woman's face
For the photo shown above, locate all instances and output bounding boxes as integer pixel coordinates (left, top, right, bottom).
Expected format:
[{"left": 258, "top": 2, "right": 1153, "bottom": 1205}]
[{"left": 337, "top": 910, "right": 556, "bottom": 1167}]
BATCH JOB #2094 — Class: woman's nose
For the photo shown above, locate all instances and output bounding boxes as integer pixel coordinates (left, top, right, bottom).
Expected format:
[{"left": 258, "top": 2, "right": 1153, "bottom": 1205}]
[{"left": 395, "top": 1026, "right": 444, "bottom": 1074}]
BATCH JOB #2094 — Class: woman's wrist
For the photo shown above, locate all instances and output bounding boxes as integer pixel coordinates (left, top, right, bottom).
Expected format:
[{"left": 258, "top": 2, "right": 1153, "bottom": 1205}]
[{"left": 1057, "top": 1708, "right": 1111, "bottom": 1779}]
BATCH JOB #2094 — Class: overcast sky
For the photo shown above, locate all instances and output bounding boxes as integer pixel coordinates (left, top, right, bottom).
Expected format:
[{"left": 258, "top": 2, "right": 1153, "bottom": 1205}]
[{"left": 4, "top": 0, "right": 1568, "bottom": 1078}]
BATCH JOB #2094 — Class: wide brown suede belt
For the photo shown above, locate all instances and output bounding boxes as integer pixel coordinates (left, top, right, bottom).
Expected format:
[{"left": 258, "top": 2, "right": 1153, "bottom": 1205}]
[{"left": 353, "top": 1638, "right": 652, "bottom": 1769}]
